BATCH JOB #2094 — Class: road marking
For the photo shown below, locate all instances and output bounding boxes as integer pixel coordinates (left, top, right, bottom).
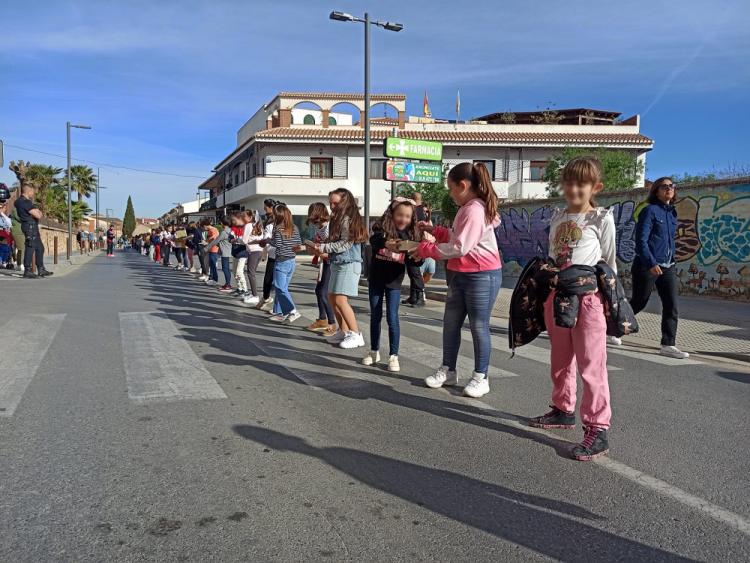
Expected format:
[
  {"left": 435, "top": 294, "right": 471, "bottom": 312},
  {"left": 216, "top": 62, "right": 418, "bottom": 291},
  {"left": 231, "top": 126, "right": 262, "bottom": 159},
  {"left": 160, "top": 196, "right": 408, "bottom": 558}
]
[
  {"left": 282, "top": 308, "right": 749, "bottom": 537},
  {"left": 297, "top": 307, "right": 518, "bottom": 378},
  {"left": 0, "top": 314, "right": 65, "bottom": 417},
  {"left": 119, "top": 312, "right": 227, "bottom": 403},
  {"left": 450, "top": 392, "right": 750, "bottom": 538},
  {"left": 406, "top": 317, "right": 624, "bottom": 372}
]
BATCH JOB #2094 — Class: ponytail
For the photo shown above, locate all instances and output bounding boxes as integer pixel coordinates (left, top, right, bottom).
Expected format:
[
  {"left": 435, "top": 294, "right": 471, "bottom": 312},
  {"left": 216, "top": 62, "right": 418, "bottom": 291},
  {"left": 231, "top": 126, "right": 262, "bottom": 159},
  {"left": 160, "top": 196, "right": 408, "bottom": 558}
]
[{"left": 447, "top": 161, "right": 498, "bottom": 224}]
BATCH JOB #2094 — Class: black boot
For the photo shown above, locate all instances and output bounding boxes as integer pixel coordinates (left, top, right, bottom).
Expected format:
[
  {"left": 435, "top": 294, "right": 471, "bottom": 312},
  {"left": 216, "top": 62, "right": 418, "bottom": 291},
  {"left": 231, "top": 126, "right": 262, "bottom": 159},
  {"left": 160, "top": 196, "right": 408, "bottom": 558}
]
[
  {"left": 38, "top": 269, "right": 54, "bottom": 277},
  {"left": 23, "top": 271, "right": 38, "bottom": 279},
  {"left": 413, "top": 290, "right": 425, "bottom": 308},
  {"left": 571, "top": 426, "right": 609, "bottom": 461},
  {"left": 401, "top": 288, "right": 417, "bottom": 306}
]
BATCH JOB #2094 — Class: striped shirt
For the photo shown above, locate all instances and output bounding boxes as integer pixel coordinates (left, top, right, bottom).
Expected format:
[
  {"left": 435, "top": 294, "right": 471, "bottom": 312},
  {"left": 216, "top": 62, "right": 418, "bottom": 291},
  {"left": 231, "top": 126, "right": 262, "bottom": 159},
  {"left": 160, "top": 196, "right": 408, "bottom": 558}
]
[
  {"left": 314, "top": 222, "right": 329, "bottom": 243},
  {"left": 272, "top": 225, "right": 302, "bottom": 262}
]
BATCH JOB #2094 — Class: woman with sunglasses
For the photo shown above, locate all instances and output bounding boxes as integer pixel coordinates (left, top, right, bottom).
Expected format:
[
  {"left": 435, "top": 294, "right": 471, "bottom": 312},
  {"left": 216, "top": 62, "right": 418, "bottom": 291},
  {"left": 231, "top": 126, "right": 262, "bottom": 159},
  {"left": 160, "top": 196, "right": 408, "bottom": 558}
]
[{"left": 629, "top": 177, "right": 689, "bottom": 359}]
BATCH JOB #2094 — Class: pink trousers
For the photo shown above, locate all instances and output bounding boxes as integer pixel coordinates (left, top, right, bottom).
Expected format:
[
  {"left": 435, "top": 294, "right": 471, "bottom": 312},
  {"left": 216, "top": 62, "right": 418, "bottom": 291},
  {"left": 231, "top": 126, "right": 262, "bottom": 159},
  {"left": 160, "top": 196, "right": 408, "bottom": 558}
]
[{"left": 545, "top": 292, "right": 611, "bottom": 429}]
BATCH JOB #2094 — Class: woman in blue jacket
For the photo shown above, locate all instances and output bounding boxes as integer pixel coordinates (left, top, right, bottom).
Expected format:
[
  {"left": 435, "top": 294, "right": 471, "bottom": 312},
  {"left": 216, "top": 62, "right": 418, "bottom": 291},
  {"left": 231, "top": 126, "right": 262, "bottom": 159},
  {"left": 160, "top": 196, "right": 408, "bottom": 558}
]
[{"left": 630, "top": 177, "right": 688, "bottom": 359}]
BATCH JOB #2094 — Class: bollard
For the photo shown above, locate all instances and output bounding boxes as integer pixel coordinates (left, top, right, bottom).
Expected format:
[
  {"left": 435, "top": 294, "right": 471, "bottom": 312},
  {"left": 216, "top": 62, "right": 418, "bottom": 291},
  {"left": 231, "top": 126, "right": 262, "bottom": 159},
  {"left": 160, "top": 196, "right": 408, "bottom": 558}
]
[{"left": 54, "top": 236, "right": 58, "bottom": 265}]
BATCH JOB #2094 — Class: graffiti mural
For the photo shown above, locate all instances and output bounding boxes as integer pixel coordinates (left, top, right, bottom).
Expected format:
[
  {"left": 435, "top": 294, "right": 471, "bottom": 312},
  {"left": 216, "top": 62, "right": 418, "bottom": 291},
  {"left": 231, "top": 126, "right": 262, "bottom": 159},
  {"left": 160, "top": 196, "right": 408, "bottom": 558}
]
[{"left": 498, "top": 181, "right": 750, "bottom": 301}]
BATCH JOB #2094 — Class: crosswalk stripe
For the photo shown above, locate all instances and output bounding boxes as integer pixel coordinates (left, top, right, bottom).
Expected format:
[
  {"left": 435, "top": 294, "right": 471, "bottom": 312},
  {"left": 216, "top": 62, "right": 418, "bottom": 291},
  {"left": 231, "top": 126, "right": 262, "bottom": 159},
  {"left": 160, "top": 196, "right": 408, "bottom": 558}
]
[
  {"left": 404, "top": 316, "right": 624, "bottom": 372},
  {"left": 600, "top": 346, "right": 702, "bottom": 366},
  {"left": 0, "top": 314, "right": 66, "bottom": 417},
  {"left": 119, "top": 312, "right": 227, "bottom": 403},
  {"left": 297, "top": 307, "right": 519, "bottom": 378}
]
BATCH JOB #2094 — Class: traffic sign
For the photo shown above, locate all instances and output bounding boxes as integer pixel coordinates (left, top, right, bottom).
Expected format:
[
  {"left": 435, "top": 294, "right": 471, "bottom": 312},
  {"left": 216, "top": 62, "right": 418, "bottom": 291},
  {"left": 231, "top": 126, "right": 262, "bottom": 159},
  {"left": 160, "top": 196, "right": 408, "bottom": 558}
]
[
  {"left": 384, "top": 137, "right": 443, "bottom": 161},
  {"left": 385, "top": 160, "right": 442, "bottom": 183}
]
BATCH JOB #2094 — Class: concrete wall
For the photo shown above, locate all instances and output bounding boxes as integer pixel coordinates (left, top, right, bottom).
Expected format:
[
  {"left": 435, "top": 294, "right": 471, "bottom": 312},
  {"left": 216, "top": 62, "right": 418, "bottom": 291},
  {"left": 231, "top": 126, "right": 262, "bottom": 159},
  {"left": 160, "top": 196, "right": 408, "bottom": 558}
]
[{"left": 496, "top": 179, "right": 750, "bottom": 301}]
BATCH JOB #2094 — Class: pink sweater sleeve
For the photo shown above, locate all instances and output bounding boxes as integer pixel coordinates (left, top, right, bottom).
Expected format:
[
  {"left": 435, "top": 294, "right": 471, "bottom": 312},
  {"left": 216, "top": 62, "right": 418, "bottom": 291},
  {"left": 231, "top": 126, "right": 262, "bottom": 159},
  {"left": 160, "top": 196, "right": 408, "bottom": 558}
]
[
  {"left": 431, "top": 226, "right": 450, "bottom": 243},
  {"left": 419, "top": 204, "right": 484, "bottom": 260}
]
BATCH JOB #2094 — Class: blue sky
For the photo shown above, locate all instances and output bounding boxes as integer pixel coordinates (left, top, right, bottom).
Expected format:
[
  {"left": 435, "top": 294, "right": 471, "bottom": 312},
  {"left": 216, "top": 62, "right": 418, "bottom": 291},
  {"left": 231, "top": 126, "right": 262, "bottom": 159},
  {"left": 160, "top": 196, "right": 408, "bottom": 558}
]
[{"left": 1, "top": 0, "right": 748, "bottom": 218}]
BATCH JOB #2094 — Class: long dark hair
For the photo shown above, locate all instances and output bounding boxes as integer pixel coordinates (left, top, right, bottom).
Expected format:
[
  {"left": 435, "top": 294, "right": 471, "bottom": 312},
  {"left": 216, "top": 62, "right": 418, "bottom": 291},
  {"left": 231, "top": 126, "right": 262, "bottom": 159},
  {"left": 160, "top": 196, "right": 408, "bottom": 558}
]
[
  {"left": 648, "top": 176, "right": 676, "bottom": 205},
  {"left": 328, "top": 188, "right": 367, "bottom": 243},
  {"left": 378, "top": 200, "right": 420, "bottom": 241},
  {"left": 447, "top": 162, "right": 498, "bottom": 224}
]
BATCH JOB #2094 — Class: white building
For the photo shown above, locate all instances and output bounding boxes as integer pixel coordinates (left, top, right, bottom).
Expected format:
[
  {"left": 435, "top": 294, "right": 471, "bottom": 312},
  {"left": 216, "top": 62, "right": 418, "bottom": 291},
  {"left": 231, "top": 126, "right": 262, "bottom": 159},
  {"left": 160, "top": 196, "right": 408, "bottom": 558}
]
[{"left": 197, "top": 92, "right": 654, "bottom": 219}]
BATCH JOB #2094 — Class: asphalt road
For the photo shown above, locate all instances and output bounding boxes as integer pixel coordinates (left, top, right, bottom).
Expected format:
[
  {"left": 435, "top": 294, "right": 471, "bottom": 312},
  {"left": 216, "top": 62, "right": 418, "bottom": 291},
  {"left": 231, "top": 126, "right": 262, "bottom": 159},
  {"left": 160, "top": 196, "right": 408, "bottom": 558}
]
[{"left": 1, "top": 251, "right": 748, "bottom": 562}]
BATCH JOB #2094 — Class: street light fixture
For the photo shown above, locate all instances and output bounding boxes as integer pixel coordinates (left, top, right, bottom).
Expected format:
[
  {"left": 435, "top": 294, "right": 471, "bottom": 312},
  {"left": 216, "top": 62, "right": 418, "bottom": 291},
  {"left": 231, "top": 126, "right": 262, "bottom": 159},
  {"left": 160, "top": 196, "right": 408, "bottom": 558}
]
[
  {"left": 66, "top": 121, "right": 91, "bottom": 257},
  {"left": 329, "top": 10, "right": 404, "bottom": 231}
]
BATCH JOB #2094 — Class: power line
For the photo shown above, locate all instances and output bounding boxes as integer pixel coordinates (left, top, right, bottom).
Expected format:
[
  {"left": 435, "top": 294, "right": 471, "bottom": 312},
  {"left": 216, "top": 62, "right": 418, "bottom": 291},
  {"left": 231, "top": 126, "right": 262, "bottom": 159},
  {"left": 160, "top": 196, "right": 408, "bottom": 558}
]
[{"left": 4, "top": 143, "right": 208, "bottom": 179}]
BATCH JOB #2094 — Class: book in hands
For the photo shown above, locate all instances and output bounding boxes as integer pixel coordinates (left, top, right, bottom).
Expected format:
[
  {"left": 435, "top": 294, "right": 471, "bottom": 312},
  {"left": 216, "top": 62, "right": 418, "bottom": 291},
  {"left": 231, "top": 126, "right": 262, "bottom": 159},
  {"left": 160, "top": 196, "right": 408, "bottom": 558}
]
[{"left": 397, "top": 240, "right": 419, "bottom": 252}]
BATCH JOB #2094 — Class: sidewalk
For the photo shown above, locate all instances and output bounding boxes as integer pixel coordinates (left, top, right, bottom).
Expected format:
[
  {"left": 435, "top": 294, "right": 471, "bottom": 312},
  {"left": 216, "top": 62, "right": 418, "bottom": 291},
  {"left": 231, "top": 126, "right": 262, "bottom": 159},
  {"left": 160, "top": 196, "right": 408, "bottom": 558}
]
[
  {"left": 419, "top": 281, "right": 749, "bottom": 363},
  {"left": 0, "top": 250, "right": 102, "bottom": 279}
]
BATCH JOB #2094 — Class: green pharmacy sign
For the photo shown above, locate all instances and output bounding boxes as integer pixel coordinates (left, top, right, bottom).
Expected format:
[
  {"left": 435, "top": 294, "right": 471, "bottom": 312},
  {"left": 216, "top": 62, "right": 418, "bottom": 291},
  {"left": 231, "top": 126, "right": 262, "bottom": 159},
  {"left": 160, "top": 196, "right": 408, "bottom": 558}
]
[
  {"left": 385, "top": 160, "right": 443, "bottom": 184},
  {"left": 384, "top": 137, "right": 443, "bottom": 161}
]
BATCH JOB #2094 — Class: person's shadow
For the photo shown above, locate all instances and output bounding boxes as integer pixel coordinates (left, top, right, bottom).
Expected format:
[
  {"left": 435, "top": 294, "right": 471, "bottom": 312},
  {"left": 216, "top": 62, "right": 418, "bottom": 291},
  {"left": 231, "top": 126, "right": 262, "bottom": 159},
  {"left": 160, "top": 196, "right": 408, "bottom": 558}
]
[{"left": 232, "top": 425, "right": 691, "bottom": 562}]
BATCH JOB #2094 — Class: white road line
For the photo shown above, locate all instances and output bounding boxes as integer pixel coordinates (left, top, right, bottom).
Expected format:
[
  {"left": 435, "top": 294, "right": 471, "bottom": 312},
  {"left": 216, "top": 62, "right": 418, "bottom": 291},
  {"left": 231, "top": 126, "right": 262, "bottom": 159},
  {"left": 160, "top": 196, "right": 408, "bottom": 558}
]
[
  {"left": 284, "top": 308, "right": 749, "bottom": 537},
  {"left": 119, "top": 312, "right": 227, "bottom": 403},
  {"left": 406, "top": 317, "right": 624, "bottom": 372},
  {"left": 450, "top": 392, "right": 750, "bottom": 538},
  {"left": 297, "top": 307, "right": 518, "bottom": 378},
  {"left": 0, "top": 314, "right": 65, "bottom": 417}
]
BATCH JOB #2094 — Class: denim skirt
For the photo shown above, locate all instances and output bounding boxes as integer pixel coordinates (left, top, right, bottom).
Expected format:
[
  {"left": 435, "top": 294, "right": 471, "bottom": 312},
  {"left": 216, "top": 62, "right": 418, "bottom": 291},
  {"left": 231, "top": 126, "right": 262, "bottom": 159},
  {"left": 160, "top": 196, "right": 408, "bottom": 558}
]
[{"left": 330, "top": 262, "right": 362, "bottom": 296}]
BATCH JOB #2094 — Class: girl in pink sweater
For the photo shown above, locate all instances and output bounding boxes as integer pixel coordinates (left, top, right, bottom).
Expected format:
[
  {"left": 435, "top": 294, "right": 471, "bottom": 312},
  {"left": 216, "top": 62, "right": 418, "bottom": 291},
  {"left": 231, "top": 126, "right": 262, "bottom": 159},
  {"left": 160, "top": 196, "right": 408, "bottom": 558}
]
[{"left": 412, "top": 162, "right": 502, "bottom": 398}]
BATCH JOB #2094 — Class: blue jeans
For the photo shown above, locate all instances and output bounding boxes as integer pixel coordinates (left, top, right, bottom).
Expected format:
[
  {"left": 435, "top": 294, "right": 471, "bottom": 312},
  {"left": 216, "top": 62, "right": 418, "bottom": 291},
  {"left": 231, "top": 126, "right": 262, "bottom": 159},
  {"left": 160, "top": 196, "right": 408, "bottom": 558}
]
[
  {"left": 442, "top": 269, "right": 502, "bottom": 376},
  {"left": 273, "top": 259, "right": 297, "bottom": 315},
  {"left": 208, "top": 253, "right": 219, "bottom": 282},
  {"left": 368, "top": 282, "right": 401, "bottom": 356},
  {"left": 221, "top": 256, "right": 231, "bottom": 285}
]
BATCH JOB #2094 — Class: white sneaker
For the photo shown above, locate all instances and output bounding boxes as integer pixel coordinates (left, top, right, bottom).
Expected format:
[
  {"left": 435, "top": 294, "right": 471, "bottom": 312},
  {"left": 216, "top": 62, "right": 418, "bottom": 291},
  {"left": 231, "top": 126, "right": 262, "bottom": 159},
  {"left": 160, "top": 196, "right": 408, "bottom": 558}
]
[
  {"left": 260, "top": 298, "right": 275, "bottom": 312},
  {"left": 243, "top": 294, "right": 260, "bottom": 305},
  {"left": 326, "top": 330, "right": 346, "bottom": 344},
  {"left": 268, "top": 314, "right": 287, "bottom": 323},
  {"left": 285, "top": 310, "right": 301, "bottom": 324},
  {"left": 206, "top": 279, "right": 218, "bottom": 286},
  {"left": 339, "top": 332, "right": 365, "bottom": 349},
  {"left": 388, "top": 355, "right": 400, "bottom": 372},
  {"left": 607, "top": 336, "right": 622, "bottom": 346},
  {"left": 660, "top": 345, "right": 690, "bottom": 359},
  {"left": 198, "top": 275, "right": 207, "bottom": 281},
  {"left": 362, "top": 351, "right": 380, "bottom": 365},
  {"left": 463, "top": 372, "right": 490, "bottom": 398},
  {"left": 425, "top": 366, "right": 458, "bottom": 389}
]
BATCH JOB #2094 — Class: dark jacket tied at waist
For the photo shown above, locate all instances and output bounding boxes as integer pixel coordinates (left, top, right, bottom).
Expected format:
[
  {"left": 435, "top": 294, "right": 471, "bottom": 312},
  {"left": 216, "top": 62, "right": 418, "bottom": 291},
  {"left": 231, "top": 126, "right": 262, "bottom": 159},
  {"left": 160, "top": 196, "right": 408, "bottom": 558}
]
[{"left": 508, "top": 257, "right": 638, "bottom": 351}]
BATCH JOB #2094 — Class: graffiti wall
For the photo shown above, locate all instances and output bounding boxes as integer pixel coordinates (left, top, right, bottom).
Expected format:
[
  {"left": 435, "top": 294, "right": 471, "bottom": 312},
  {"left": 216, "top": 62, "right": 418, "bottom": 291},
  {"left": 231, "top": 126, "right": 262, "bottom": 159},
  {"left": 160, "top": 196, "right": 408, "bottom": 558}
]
[{"left": 497, "top": 180, "right": 750, "bottom": 301}]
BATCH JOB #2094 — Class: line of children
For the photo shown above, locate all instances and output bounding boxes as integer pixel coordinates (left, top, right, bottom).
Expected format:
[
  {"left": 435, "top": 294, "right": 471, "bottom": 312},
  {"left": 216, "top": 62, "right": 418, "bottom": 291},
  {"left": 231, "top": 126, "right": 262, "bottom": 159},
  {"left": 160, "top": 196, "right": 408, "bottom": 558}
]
[{"left": 146, "top": 157, "right": 615, "bottom": 462}]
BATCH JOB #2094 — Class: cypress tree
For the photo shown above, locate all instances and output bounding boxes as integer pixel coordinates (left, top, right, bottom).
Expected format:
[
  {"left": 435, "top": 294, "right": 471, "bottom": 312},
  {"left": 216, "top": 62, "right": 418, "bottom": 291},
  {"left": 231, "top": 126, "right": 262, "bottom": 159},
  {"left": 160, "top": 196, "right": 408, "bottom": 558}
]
[{"left": 123, "top": 196, "right": 136, "bottom": 237}]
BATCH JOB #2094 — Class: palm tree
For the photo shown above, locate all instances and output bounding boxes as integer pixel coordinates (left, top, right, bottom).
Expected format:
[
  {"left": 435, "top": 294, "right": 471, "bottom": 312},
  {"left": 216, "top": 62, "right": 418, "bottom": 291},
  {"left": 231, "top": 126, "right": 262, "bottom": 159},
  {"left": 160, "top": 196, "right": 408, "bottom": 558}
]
[
  {"left": 20, "top": 164, "right": 63, "bottom": 215},
  {"left": 71, "top": 200, "right": 93, "bottom": 226},
  {"left": 65, "top": 165, "right": 97, "bottom": 201}
]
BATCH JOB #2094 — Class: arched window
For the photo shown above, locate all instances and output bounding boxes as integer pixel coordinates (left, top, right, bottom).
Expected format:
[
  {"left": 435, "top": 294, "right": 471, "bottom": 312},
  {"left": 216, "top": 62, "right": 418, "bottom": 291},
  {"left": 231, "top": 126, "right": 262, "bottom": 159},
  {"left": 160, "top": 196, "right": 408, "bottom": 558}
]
[
  {"left": 303, "top": 114, "right": 316, "bottom": 125},
  {"left": 328, "top": 116, "right": 337, "bottom": 126}
]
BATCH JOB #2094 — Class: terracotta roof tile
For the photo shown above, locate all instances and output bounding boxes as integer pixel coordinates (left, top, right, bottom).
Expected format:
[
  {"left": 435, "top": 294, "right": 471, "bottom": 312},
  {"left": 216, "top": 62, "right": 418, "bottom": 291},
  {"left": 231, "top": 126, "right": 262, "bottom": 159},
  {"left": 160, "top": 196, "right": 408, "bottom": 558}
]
[{"left": 254, "top": 127, "right": 653, "bottom": 145}]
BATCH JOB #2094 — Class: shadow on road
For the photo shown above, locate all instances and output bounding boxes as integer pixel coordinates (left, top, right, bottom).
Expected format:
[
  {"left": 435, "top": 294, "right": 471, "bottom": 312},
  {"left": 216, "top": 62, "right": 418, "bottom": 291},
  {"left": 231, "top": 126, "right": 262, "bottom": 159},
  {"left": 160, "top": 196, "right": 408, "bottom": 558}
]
[{"left": 232, "top": 424, "right": 692, "bottom": 562}]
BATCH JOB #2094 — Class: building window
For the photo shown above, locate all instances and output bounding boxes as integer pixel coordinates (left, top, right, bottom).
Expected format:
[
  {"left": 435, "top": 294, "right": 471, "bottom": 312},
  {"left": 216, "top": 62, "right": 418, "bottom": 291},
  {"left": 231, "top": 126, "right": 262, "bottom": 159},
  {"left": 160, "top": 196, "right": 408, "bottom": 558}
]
[
  {"left": 241, "top": 170, "right": 245, "bottom": 183},
  {"left": 369, "top": 159, "right": 386, "bottom": 180},
  {"left": 310, "top": 157, "right": 333, "bottom": 178},
  {"left": 303, "top": 114, "right": 316, "bottom": 125},
  {"left": 252, "top": 163, "right": 257, "bottom": 177},
  {"left": 234, "top": 173, "right": 239, "bottom": 185},
  {"left": 473, "top": 160, "right": 495, "bottom": 180},
  {"left": 529, "top": 160, "right": 548, "bottom": 181},
  {"left": 328, "top": 116, "right": 337, "bottom": 126}
]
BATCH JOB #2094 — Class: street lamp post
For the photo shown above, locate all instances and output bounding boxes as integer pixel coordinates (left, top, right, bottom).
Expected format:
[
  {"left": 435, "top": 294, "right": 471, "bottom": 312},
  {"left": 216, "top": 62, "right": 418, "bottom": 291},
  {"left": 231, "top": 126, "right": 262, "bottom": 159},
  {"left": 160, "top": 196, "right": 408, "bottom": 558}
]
[
  {"left": 329, "top": 10, "right": 403, "bottom": 231},
  {"left": 66, "top": 121, "right": 91, "bottom": 257}
]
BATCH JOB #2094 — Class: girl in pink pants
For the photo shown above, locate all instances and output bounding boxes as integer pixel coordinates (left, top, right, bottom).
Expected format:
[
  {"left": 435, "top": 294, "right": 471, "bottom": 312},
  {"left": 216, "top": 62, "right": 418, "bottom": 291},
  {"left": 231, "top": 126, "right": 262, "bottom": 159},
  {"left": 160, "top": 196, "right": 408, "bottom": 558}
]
[{"left": 529, "top": 156, "right": 616, "bottom": 461}]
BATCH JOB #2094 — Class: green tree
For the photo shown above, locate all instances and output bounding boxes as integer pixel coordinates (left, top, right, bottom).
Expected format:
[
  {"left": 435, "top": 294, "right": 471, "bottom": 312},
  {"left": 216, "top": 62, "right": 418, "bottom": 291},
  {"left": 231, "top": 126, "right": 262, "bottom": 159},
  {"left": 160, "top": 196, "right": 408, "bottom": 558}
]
[
  {"left": 64, "top": 164, "right": 97, "bottom": 201},
  {"left": 123, "top": 196, "right": 136, "bottom": 237},
  {"left": 20, "top": 164, "right": 63, "bottom": 214},
  {"left": 543, "top": 147, "right": 644, "bottom": 197}
]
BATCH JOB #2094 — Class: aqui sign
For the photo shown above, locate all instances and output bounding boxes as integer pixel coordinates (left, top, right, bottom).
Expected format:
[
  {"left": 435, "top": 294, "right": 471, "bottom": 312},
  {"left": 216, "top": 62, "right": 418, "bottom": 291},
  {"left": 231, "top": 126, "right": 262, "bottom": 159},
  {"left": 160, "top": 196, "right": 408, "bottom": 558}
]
[
  {"left": 384, "top": 137, "right": 443, "bottom": 162},
  {"left": 385, "top": 160, "right": 442, "bottom": 183}
]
